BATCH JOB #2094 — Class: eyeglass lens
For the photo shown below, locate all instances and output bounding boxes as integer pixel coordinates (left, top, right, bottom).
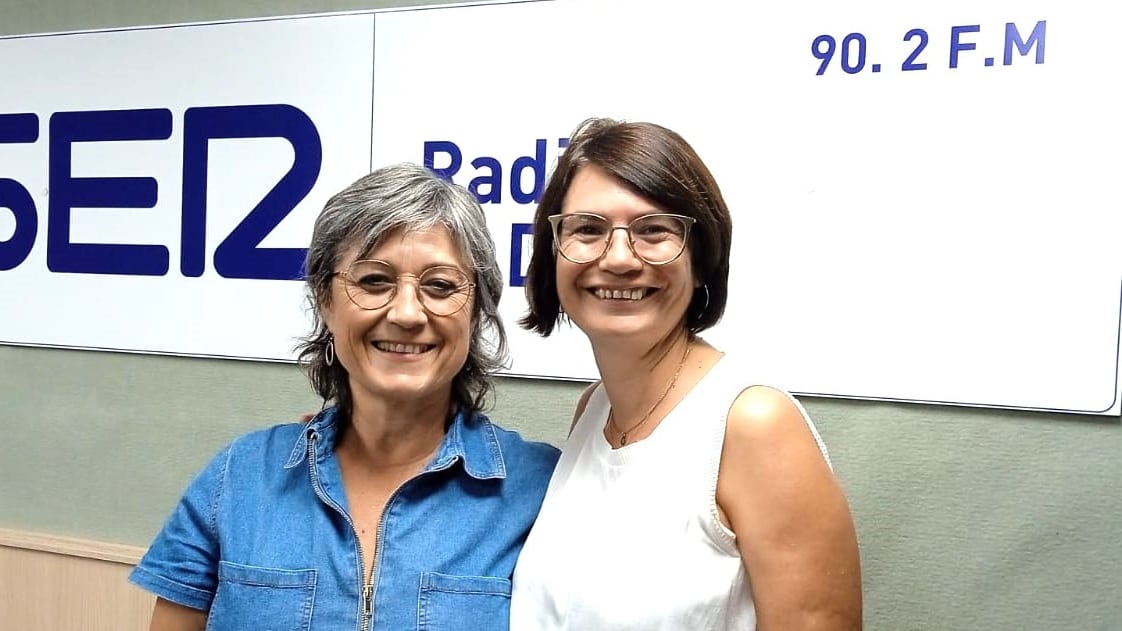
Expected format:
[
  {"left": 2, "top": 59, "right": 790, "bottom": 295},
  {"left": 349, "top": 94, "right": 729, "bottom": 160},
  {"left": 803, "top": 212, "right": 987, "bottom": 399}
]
[
  {"left": 553, "top": 214, "right": 691, "bottom": 264},
  {"left": 342, "top": 260, "right": 472, "bottom": 315}
]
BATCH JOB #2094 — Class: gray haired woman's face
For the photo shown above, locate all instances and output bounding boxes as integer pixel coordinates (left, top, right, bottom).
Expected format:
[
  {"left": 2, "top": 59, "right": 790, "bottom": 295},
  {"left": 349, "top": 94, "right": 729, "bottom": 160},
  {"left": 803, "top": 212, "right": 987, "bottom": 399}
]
[{"left": 320, "top": 225, "right": 475, "bottom": 408}]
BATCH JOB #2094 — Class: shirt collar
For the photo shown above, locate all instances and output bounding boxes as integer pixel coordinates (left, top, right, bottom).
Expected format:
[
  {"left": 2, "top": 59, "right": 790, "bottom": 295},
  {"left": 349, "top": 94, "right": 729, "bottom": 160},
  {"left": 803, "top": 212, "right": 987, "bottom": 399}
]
[{"left": 284, "top": 405, "right": 507, "bottom": 480}]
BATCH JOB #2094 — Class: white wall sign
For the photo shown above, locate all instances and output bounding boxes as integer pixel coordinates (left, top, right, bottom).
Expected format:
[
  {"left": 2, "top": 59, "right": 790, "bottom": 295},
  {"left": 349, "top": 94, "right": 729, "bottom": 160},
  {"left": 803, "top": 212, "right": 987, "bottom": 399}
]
[
  {"left": 0, "top": 14, "right": 377, "bottom": 360},
  {"left": 1, "top": 0, "right": 1119, "bottom": 414}
]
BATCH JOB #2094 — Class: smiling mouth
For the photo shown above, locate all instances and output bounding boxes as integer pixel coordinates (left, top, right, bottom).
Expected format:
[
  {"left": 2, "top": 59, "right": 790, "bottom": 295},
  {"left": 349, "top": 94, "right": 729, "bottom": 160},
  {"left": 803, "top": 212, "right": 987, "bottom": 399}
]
[
  {"left": 593, "top": 288, "right": 651, "bottom": 301},
  {"left": 373, "top": 342, "right": 434, "bottom": 354}
]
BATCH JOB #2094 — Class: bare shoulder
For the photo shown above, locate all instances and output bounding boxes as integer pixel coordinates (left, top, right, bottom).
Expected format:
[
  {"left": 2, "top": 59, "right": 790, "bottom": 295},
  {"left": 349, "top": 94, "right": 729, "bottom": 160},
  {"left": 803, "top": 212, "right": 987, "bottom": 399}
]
[
  {"left": 568, "top": 381, "right": 600, "bottom": 436},
  {"left": 719, "top": 384, "right": 836, "bottom": 510},
  {"left": 724, "top": 385, "right": 822, "bottom": 456},
  {"left": 575, "top": 380, "right": 599, "bottom": 413}
]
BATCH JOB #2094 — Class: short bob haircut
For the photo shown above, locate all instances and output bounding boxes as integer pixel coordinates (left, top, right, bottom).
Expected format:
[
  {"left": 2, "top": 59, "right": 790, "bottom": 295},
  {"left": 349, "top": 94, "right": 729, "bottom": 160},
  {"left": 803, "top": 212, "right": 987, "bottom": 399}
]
[
  {"left": 519, "top": 117, "right": 732, "bottom": 336},
  {"left": 297, "top": 163, "right": 507, "bottom": 424}
]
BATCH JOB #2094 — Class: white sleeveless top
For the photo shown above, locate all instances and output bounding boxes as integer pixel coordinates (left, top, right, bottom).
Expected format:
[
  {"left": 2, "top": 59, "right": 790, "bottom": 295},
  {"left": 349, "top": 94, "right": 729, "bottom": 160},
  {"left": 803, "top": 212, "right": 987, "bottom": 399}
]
[{"left": 510, "top": 356, "right": 830, "bottom": 630}]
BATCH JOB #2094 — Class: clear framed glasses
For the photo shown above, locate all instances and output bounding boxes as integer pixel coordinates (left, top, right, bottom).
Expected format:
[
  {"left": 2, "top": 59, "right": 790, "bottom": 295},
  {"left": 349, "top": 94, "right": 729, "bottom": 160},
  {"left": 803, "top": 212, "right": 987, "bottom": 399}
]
[
  {"left": 333, "top": 259, "right": 475, "bottom": 316},
  {"left": 547, "top": 212, "right": 697, "bottom": 265}
]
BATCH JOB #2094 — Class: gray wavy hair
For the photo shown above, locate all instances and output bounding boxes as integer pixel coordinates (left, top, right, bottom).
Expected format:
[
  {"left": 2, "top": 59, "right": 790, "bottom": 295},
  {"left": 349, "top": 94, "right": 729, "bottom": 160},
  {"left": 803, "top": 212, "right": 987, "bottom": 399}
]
[{"left": 296, "top": 163, "right": 508, "bottom": 423}]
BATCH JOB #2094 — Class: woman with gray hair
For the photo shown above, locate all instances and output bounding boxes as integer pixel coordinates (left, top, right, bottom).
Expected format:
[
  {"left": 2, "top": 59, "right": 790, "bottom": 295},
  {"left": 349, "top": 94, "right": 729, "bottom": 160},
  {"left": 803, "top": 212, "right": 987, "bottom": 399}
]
[{"left": 130, "top": 163, "right": 560, "bottom": 631}]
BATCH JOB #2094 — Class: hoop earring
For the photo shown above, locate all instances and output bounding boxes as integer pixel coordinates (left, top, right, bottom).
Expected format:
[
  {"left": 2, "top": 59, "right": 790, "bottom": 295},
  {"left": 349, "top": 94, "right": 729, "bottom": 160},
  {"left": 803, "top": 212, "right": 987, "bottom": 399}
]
[
  {"left": 700, "top": 285, "right": 710, "bottom": 313},
  {"left": 325, "top": 338, "right": 335, "bottom": 367}
]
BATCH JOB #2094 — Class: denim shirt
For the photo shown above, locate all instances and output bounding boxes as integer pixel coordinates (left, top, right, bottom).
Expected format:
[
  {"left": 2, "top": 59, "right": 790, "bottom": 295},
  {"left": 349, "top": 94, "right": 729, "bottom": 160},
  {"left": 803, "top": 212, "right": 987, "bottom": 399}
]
[{"left": 129, "top": 406, "right": 560, "bottom": 631}]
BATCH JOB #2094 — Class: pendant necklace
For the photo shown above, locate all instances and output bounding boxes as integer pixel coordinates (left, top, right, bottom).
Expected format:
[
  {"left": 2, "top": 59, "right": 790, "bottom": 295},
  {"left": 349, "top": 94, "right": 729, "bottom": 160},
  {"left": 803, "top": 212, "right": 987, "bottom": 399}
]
[{"left": 608, "top": 341, "right": 693, "bottom": 447}]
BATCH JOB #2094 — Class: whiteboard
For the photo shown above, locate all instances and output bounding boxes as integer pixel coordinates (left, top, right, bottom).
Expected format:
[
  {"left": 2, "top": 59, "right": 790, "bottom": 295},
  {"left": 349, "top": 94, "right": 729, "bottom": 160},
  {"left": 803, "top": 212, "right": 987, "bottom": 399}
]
[
  {"left": 0, "top": 15, "right": 375, "bottom": 360},
  {"left": 371, "top": 0, "right": 1122, "bottom": 414},
  {"left": 0, "top": 0, "right": 1118, "bottom": 414}
]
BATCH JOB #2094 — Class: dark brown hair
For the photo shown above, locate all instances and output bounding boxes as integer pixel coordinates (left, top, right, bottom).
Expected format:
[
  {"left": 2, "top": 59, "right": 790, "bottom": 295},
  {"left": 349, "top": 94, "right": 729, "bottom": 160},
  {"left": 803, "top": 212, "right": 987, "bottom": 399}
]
[{"left": 519, "top": 117, "right": 732, "bottom": 336}]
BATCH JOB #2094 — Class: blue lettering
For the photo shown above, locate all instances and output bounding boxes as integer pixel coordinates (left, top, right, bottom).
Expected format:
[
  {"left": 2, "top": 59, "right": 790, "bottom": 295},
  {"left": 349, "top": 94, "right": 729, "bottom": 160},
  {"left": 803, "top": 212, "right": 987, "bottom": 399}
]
[
  {"left": 182, "top": 104, "right": 322, "bottom": 280},
  {"left": 508, "top": 222, "right": 533, "bottom": 287},
  {"left": 1004, "top": 21, "right": 1046, "bottom": 65},
  {"left": 424, "top": 140, "right": 462, "bottom": 181},
  {"left": 469, "top": 156, "right": 502, "bottom": 205},
  {"left": 48, "top": 109, "right": 172, "bottom": 275},
  {"left": 510, "top": 139, "right": 546, "bottom": 205},
  {"left": 0, "top": 113, "right": 39, "bottom": 271},
  {"left": 949, "top": 25, "right": 980, "bottom": 69},
  {"left": 423, "top": 138, "right": 569, "bottom": 205}
]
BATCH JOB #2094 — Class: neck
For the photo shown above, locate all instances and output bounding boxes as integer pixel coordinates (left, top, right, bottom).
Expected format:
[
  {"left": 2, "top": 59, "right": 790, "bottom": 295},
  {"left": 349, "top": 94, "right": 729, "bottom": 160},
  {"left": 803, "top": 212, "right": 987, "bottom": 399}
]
[
  {"left": 593, "top": 331, "right": 693, "bottom": 424},
  {"left": 341, "top": 394, "right": 451, "bottom": 470}
]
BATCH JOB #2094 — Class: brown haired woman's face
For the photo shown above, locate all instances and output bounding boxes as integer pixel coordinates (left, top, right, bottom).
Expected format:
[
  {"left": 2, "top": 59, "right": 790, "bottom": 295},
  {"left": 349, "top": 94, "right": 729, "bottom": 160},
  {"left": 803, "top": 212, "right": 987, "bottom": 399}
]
[{"left": 555, "top": 164, "right": 697, "bottom": 347}]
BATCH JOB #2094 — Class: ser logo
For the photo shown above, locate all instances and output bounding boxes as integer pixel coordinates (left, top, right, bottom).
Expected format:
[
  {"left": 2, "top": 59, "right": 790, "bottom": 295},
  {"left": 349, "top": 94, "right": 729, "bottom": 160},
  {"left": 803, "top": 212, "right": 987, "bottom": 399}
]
[{"left": 0, "top": 104, "right": 321, "bottom": 280}]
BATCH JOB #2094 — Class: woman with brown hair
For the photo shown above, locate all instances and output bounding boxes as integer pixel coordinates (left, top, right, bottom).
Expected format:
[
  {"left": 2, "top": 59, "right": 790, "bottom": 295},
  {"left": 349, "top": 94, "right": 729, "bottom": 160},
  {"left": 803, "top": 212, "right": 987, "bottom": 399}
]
[{"left": 510, "top": 118, "right": 862, "bottom": 630}]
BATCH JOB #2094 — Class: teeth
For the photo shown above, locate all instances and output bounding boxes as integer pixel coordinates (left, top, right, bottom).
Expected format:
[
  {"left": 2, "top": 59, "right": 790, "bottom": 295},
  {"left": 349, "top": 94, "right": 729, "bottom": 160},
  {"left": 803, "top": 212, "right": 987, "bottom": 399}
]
[
  {"left": 595, "top": 288, "right": 645, "bottom": 300},
  {"left": 375, "top": 342, "right": 428, "bottom": 354}
]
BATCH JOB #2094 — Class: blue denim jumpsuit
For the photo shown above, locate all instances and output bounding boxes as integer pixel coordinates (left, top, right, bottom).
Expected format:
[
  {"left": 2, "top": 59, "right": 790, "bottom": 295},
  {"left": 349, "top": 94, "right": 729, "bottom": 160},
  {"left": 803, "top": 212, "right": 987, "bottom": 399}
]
[{"left": 129, "top": 406, "right": 559, "bottom": 630}]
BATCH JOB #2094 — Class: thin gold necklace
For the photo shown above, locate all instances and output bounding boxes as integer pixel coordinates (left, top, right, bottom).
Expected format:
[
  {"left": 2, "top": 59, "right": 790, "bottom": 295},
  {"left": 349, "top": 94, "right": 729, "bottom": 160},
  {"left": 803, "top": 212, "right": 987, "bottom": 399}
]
[{"left": 608, "top": 342, "right": 693, "bottom": 446}]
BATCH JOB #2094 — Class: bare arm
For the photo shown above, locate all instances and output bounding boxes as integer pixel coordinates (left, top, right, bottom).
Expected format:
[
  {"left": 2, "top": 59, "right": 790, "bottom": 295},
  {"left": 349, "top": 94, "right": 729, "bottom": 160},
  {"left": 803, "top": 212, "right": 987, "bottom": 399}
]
[
  {"left": 149, "top": 597, "right": 207, "bottom": 631},
  {"left": 717, "top": 386, "right": 862, "bottom": 630}
]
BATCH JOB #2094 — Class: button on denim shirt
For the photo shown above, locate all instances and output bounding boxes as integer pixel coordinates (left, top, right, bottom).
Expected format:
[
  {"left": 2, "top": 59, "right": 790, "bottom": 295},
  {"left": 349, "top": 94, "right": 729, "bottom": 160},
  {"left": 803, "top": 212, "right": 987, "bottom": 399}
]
[{"left": 129, "top": 406, "right": 560, "bottom": 630}]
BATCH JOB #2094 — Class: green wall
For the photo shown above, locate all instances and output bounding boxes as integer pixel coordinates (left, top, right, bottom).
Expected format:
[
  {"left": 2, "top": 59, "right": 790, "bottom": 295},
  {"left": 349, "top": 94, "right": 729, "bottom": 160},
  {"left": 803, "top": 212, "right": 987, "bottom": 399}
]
[{"left": 1, "top": 2, "right": 1119, "bottom": 629}]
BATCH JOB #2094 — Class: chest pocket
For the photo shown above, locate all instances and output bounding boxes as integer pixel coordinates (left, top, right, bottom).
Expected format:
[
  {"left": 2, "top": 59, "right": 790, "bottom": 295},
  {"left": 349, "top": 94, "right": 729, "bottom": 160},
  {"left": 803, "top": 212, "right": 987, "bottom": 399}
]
[
  {"left": 206, "top": 561, "right": 316, "bottom": 631},
  {"left": 418, "top": 572, "right": 512, "bottom": 631}
]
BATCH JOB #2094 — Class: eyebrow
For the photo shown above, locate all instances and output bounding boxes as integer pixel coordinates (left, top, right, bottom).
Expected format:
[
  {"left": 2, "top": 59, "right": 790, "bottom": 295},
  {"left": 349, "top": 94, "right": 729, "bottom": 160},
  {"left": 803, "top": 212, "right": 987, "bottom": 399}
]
[
  {"left": 562, "top": 210, "right": 669, "bottom": 220},
  {"left": 355, "top": 259, "right": 469, "bottom": 273}
]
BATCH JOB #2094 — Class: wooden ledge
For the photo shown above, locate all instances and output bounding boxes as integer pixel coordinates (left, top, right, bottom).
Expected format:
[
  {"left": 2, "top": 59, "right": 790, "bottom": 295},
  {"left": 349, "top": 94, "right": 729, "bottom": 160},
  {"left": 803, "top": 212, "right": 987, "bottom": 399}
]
[{"left": 0, "top": 528, "right": 145, "bottom": 565}]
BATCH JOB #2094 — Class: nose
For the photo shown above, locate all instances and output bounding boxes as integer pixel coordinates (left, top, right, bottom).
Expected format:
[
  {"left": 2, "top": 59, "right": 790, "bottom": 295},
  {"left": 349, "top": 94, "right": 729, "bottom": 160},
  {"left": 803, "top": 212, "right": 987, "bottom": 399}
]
[
  {"left": 385, "top": 279, "right": 427, "bottom": 327},
  {"left": 598, "top": 227, "right": 642, "bottom": 272}
]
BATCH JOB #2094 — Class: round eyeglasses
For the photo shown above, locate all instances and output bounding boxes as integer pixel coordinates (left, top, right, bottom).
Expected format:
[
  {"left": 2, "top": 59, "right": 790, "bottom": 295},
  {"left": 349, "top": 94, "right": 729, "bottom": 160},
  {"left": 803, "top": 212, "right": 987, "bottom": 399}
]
[
  {"left": 547, "top": 212, "right": 697, "bottom": 265},
  {"left": 333, "top": 260, "right": 475, "bottom": 316}
]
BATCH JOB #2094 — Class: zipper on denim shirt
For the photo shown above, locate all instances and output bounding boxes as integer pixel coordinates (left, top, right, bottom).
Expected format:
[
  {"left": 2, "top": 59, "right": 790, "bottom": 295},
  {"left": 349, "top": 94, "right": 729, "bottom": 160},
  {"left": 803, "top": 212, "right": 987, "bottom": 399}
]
[
  {"left": 306, "top": 433, "right": 373, "bottom": 631},
  {"left": 307, "top": 431, "right": 449, "bottom": 631},
  {"left": 361, "top": 583, "right": 373, "bottom": 628},
  {"left": 362, "top": 479, "right": 411, "bottom": 631}
]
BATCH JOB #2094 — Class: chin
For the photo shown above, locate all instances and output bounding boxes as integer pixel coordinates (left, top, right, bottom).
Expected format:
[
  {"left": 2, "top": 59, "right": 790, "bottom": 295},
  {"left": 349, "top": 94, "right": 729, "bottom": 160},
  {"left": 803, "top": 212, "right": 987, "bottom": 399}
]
[
  {"left": 366, "top": 374, "right": 434, "bottom": 399},
  {"left": 576, "top": 315, "right": 657, "bottom": 340}
]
